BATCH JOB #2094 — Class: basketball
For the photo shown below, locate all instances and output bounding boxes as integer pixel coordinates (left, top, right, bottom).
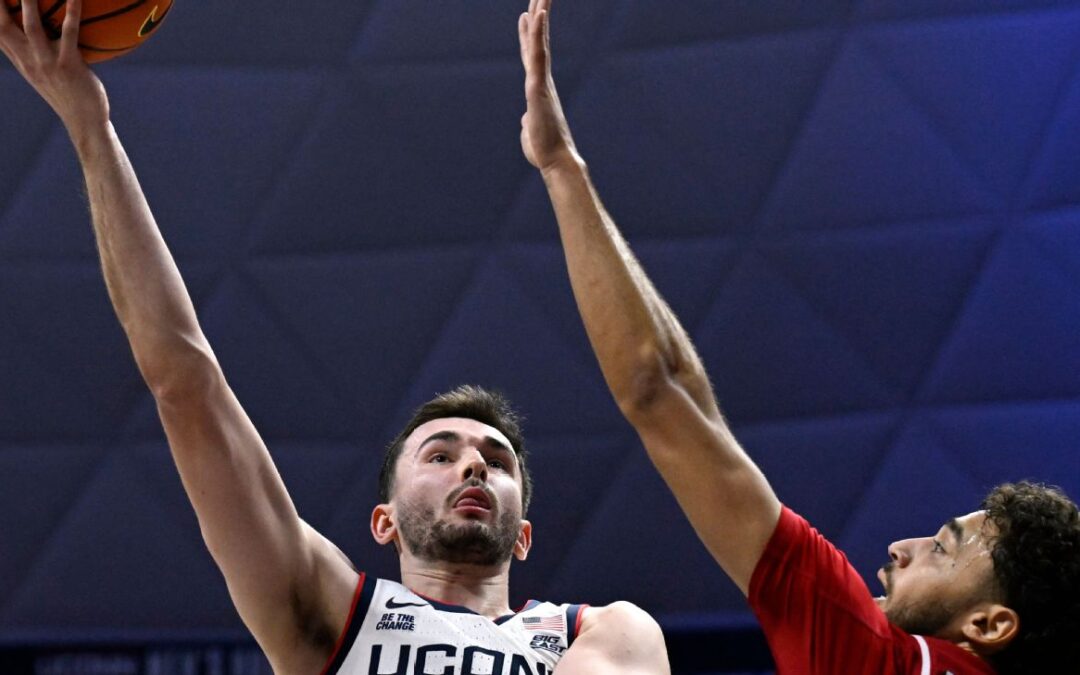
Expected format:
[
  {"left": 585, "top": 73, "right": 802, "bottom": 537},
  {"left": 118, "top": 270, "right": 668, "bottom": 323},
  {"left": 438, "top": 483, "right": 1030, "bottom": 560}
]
[{"left": 3, "top": 0, "right": 173, "bottom": 63}]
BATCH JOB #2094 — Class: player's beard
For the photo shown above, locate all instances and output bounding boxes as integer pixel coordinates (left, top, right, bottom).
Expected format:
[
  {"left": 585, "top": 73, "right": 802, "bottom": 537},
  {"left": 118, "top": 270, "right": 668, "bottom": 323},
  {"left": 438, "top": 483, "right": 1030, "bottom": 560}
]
[
  {"left": 881, "top": 562, "right": 956, "bottom": 636},
  {"left": 886, "top": 600, "right": 955, "bottom": 636},
  {"left": 396, "top": 486, "right": 521, "bottom": 566}
]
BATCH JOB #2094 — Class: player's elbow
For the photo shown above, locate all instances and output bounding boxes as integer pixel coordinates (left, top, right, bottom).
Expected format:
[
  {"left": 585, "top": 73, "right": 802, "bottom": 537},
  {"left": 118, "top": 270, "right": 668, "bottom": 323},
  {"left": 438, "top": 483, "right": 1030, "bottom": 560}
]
[
  {"left": 142, "top": 344, "right": 223, "bottom": 404},
  {"left": 615, "top": 344, "right": 704, "bottom": 425},
  {"left": 613, "top": 343, "right": 670, "bottom": 416}
]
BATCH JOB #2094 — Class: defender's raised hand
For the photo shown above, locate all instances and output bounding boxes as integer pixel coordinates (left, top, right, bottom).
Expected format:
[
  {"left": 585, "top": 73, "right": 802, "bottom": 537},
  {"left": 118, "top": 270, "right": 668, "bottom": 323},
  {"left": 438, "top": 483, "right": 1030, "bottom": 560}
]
[
  {"left": 0, "top": 0, "right": 108, "bottom": 138},
  {"left": 518, "top": 0, "right": 579, "bottom": 173}
]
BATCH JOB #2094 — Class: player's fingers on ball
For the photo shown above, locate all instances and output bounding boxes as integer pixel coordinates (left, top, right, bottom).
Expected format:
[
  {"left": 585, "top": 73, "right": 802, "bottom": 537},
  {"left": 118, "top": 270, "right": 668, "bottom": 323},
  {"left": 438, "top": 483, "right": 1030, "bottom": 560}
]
[
  {"left": 58, "top": 0, "right": 82, "bottom": 59},
  {"left": 0, "top": 32, "right": 27, "bottom": 74},
  {"left": 529, "top": 0, "right": 539, "bottom": 18},
  {"left": 0, "top": 19, "right": 18, "bottom": 44},
  {"left": 63, "top": 0, "right": 83, "bottom": 35},
  {"left": 0, "top": 10, "right": 15, "bottom": 44},
  {"left": 20, "top": 0, "right": 47, "bottom": 44},
  {"left": 21, "top": 0, "right": 40, "bottom": 29}
]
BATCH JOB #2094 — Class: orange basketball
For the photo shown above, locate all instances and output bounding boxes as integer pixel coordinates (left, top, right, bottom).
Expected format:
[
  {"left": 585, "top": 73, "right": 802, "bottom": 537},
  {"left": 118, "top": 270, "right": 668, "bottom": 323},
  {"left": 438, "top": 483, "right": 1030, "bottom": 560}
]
[{"left": 4, "top": 0, "right": 174, "bottom": 63}]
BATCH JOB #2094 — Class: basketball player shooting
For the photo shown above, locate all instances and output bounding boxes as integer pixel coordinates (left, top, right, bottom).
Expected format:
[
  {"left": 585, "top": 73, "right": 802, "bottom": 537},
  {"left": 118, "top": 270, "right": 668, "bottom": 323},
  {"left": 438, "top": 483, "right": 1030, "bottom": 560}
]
[
  {"left": 0, "top": 1, "right": 670, "bottom": 674},
  {"left": 519, "top": 0, "right": 1080, "bottom": 673}
]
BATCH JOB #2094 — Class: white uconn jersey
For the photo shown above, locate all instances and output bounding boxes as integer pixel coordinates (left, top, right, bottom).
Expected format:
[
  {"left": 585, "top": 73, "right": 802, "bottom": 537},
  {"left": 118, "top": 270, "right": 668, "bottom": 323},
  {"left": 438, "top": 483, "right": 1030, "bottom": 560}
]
[{"left": 322, "top": 575, "right": 588, "bottom": 675}]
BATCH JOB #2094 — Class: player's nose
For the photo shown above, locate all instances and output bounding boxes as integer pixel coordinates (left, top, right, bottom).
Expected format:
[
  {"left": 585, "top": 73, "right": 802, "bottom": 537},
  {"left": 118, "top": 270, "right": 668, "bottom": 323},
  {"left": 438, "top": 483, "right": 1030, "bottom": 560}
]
[
  {"left": 887, "top": 540, "right": 912, "bottom": 568},
  {"left": 460, "top": 450, "right": 488, "bottom": 483}
]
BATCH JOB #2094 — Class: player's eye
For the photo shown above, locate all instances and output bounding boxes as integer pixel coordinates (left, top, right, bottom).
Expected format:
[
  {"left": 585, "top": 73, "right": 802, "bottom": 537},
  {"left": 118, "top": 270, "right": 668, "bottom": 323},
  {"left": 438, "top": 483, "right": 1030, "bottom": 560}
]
[
  {"left": 932, "top": 540, "right": 946, "bottom": 554},
  {"left": 487, "top": 459, "right": 505, "bottom": 470},
  {"left": 430, "top": 453, "right": 449, "bottom": 463}
]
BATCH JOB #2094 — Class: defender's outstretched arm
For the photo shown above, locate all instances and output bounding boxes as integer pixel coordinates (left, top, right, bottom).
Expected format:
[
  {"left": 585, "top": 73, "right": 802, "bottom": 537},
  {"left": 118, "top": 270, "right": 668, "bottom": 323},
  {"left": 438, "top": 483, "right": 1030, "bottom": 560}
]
[
  {"left": 520, "top": 0, "right": 781, "bottom": 594},
  {"left": 0, "top": 3, "right": 356, "bottom": 671}
]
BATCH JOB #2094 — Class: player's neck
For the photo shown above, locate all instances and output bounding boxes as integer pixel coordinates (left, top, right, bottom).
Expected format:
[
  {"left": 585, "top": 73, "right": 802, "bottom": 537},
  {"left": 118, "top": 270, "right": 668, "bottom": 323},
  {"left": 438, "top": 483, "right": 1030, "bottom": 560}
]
[{"left": 399, "top": 558, "right": 513, "bottom": 619}]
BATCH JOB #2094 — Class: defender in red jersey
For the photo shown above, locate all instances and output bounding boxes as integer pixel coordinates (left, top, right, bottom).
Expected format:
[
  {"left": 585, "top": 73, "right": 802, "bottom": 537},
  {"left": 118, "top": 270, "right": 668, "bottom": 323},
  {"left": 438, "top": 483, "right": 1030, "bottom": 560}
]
[
  {"left": 522, "top": 0, "right": 1080, "bottom": 672},
  {"left": 750, "top": 507, "right": 996, "bottom": 674}
]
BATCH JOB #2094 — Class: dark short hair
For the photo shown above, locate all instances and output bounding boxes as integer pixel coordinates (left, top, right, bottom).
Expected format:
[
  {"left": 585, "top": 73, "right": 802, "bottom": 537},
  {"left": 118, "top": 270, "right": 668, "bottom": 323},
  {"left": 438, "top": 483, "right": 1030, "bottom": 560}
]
[
  {"left": 377, "top": 385, "right": 532, "bottom": 513},
  {"left": 982, "top": 481, "right": 1080, "bottom": 674}
]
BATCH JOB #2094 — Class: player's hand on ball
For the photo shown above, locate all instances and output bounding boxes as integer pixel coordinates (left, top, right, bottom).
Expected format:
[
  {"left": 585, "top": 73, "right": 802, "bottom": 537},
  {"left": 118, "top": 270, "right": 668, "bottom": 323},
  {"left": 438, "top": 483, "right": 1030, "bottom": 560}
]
[
  {"left": 0, "top": 0, "right": 109, "bottom": 136},
  {"left": 519, "top": 0, "right": 579, "bottom": 173}
]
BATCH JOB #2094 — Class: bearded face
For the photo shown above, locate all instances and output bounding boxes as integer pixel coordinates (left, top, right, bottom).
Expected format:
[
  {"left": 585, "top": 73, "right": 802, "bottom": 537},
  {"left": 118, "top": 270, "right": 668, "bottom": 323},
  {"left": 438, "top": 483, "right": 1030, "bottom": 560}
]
[
  {"left": 379, "top": 417, "right": 531, "bottom": 568},
  {"left": 396, "top": 480, "right": 523, "bottom": 566},
  {"left": 877, "top": 513, "right": 1001, "bottom": 640},
  {"left": 881, "top": 561, "right": 958, "bottom": 636}
]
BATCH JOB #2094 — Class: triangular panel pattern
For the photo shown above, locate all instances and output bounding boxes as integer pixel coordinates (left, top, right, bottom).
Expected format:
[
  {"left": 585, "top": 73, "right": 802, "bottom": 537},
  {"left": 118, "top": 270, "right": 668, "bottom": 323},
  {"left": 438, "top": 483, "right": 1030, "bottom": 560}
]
[{"left": 0, "top": 1, "right": 1077, "bottom": 661}]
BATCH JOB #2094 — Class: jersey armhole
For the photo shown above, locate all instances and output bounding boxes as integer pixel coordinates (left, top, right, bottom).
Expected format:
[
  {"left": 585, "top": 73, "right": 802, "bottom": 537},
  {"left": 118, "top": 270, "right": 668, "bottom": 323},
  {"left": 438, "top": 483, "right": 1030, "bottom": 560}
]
[
  {"left": 748, "top": 505, "right": 797, "bottom": 606},
  {"left": 565, "top": 604, "right": 590, "bottom": 647},
  {"left": 320, "top": 573, "right": 374, "bottom": 675}
]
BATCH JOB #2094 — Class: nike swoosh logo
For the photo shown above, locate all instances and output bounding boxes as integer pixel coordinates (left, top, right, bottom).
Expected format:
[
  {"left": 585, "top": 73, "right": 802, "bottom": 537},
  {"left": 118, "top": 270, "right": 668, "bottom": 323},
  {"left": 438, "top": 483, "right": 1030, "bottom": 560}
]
[
  {"left": 386, "top": 598, "right": 428, "bottom": 609},
  {"left": 138, "top": 4, "right": 171, "bottom": 38}
]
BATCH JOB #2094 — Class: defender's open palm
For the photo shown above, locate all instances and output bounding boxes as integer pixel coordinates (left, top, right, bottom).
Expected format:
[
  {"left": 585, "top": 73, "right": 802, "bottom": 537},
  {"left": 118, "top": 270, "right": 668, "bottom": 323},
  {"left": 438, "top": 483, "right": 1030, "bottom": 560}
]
[
  {"left": 0, "top": 0, "right": 108, "bottom": 134},
  {"left": 519, "top": 0, "right": 578, "bottom": 172}
]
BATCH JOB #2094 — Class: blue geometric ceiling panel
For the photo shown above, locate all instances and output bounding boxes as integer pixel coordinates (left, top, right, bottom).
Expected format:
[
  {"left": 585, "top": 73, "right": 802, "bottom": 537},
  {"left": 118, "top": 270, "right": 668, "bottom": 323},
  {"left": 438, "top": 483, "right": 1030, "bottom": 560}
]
[{"left": 0, "top": 0, "right": 1078, "bottom": 652}]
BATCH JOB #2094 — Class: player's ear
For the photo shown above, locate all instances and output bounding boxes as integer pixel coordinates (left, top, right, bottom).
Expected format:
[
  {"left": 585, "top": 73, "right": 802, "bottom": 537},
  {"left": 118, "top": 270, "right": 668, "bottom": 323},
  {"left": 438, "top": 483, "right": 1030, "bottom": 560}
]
[
  {"left": 371, "top": 503, "right": 398, "bottom": 548},
  {"left": 961, "top": 604, "right": 1019, "bottom": 655},
  {"left": 513, "top": 520, "right": 533, "bottom": 561}
]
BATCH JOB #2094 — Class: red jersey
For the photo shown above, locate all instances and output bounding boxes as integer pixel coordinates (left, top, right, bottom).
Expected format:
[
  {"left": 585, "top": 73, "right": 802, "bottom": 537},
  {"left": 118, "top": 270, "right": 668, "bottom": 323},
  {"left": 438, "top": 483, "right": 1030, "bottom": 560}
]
[{"left": 748, "top": 506, "right": 996, "bottom": 675}]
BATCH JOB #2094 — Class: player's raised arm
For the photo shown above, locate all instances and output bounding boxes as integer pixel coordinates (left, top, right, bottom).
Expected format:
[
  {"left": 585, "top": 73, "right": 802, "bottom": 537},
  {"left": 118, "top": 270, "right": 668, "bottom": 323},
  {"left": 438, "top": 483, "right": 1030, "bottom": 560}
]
[
  {"left": 519, "top": 0, "right": 781, "bottom": 594},
  {"left": 0, "top": 3, "right": 356, "bottom": 671}
]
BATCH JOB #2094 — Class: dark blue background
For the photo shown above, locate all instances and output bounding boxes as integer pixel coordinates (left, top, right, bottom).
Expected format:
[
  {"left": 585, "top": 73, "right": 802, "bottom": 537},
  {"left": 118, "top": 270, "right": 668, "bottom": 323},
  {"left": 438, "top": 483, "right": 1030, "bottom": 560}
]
[{"left": 2, "top": 1, "right": 1079, "bottom": 671}]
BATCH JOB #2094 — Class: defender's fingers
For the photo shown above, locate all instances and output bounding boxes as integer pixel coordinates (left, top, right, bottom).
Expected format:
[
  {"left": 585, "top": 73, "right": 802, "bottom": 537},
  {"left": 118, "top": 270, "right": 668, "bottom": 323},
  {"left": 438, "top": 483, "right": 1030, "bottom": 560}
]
[
  {"left": 529, "top": 5, "right": 542, "bottom": 43},
  {"left": 518, "top": 12, "right": 529, "bottom": 66},
  {"left": 529, "top": 0, "right": 540, "bottom": 17},
  {"left": 528, "top": 9, "right": 546, "bottom": 72},
  {"left": 541, "top": 9, "right": 551, "bottom": 64}
]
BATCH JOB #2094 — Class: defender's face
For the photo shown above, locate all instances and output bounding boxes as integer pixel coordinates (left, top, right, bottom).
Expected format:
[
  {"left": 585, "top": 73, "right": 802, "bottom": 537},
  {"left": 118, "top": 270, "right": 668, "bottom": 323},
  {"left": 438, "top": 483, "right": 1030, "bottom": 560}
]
[
  {"left": 877, "top": 511, "right": 998, "bottom": 638},
  {"left": 383, "top": 417, "right": 529, "bottom": 565}
]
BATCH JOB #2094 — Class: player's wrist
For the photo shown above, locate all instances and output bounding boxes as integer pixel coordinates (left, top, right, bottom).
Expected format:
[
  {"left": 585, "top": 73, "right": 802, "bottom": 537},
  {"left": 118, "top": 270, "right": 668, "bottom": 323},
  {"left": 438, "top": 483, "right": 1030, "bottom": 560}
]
[
  {"left": 66, "top": 115, "right": 116, "bottom": 161},
  {"left": 539, "top": 149, "right": 586, "bottom": 183}
]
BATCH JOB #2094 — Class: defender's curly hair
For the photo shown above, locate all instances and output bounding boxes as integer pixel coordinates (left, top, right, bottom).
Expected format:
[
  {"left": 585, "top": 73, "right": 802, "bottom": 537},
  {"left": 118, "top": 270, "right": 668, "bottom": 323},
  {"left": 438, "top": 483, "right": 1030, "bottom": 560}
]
[{"left": 982, "top": 481, "right": 1080, "bottom": 674}]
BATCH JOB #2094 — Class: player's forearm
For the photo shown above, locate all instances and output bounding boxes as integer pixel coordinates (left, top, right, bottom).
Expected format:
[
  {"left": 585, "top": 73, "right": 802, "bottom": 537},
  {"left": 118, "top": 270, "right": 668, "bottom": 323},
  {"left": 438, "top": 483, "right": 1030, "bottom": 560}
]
[
  {"left": 74, "top": 121, "right": 215, "bottom": 394},
  {"left": 542, "top": 157, "right": 716, "bottom": 419}
]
